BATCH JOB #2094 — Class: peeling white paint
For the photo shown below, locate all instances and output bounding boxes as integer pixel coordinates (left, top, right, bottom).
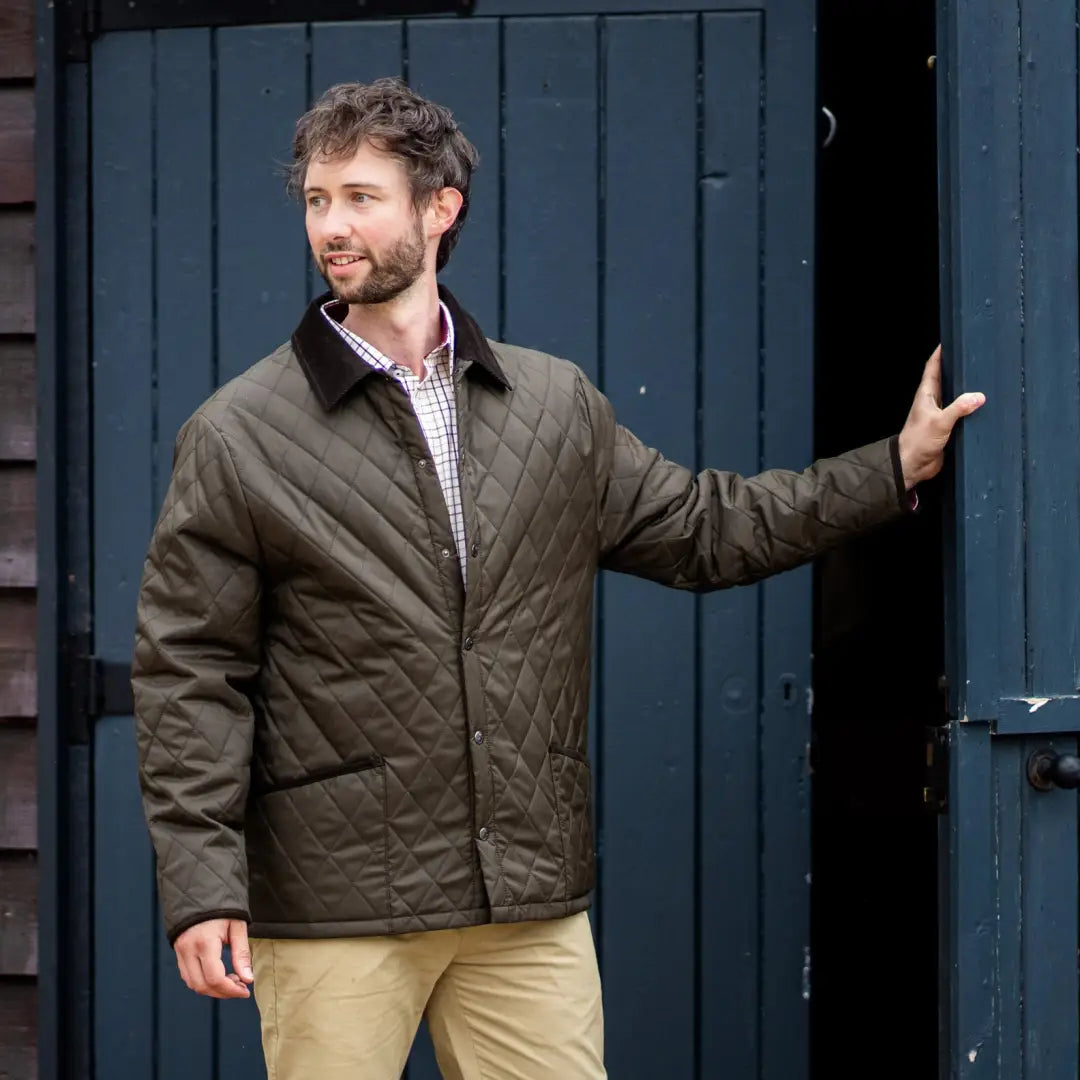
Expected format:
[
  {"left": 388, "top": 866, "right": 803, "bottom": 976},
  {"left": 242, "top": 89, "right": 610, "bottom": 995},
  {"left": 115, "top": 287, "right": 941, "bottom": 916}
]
[
  {"left": 1025, "top": 697, "right": 1051, "bottom": 713},
  {"left": 639, "top": 386, "right": 646, "bottom": 395},
  {"left": 968, "top": 1049, "right": 978, "bottom": 1063}
]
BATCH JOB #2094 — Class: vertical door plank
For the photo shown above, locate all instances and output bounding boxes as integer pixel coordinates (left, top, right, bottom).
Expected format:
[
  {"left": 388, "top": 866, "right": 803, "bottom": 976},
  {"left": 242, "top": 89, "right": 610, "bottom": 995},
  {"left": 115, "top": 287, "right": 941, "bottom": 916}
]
[
  {"left": 153, "top": 28, "right": 217, "bottom": 1080},
  {"left": 759, "top": 3, "right": 816, "bottom": 1075},
  {"left": 937, "top": 0, "right": 1023, "bottom": 721},
  {"left": 155, "top": 29, "right": 217, "bottom": 493},
  {"left": 90, "top": 31, "right": 156, "bottom": 1080},
  {"left": 1020, "top": 736, "right": 1079, "bottom": 1077},
  {"left": 94, "top": 717, "right": 156, "bottom": 1079},
  {"left": 502, "top": 16, "right": 598, "bottom": 374},
  {"left": 945, "top": 722, "right": 998, "bottom": 1078},
  {"left": 216, "top": 25, "right": 309, "bottom": 380},
  {"left": 1019, "top": 1, "right": 1080, "bottom": 695},
  {"left": 91, "top": 30, "right": 154, "bottom": 662},
  {"left": 994, "top": 741, "right": 1022, "bottom": 1079},
  {"left": 408, "top": 18, "right": 500, "bottom": 333},
  {"left": 599, "top": 15, "right": 697, "bottom": 1079},
  {"left": 310, "top": 20, "right": 403, "bottom": 99},
  {"left": 309, "top": 21, "right": 404, "bottom": 302},
  {"left": 698, "top": 13, "right": 763, "bottom": 1079}
]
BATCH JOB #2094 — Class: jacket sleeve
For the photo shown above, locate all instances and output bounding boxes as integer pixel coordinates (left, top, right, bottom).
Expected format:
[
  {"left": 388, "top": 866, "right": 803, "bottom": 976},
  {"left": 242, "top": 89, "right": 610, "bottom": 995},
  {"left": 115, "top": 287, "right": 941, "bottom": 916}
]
[
  {"left": 584, "top": 377, "right": 913, "bottom": 590},
  {"left": 132, "top": 411, "right": 262, "bottom": 945}
]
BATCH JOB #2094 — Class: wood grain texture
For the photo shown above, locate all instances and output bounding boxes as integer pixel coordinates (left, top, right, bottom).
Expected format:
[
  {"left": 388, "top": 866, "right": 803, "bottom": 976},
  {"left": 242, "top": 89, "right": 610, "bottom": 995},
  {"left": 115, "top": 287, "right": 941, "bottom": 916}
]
[
  {"left": 0, "top": 342, "right": 34, "bottom": 460},
  {"left": 0, "top": 650, "right": 34, "bottom": 719},
  {"left": 0, "top": 0, "right": 33, "bottom": 80},
  {"left": 0, "top": 853, "right": 36, "bottom": 976},
  {"left": 0, "top": 467, "right": 34, "bottom": 587},
  {"left": 0, "top": 727, "right": 34, "bottom": 850},
  {"left": 0, "top": 979, "right": 36, "bottom": 1079},
  {"left": 0, "top": 211, "right": 33, "bottom": 333},
  {"left": 0, "top": 592, "right": 33, "bottom": 650},
  {"left": 0, "top": 88, "right": 32, "bottom": 205}
]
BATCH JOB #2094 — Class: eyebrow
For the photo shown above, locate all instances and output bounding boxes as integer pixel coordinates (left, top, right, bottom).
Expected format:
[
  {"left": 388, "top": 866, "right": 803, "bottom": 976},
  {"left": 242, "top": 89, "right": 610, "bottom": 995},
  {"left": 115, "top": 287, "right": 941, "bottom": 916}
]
[{"left": 304, "top": 181, "right": 389, "bottom": 194}]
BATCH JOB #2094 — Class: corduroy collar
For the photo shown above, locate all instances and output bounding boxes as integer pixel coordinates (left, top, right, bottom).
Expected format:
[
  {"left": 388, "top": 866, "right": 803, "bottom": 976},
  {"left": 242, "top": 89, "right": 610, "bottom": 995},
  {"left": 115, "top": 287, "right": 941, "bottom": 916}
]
[{"left": 291, "top": 284, "right": 512, "bottom": 411}]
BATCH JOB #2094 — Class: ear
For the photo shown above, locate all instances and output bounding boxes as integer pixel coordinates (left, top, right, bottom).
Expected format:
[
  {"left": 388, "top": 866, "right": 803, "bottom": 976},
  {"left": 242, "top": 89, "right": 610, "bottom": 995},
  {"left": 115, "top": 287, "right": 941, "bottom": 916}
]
[{"left": 427, "top": 186, "right": 464, "bottom": 239}]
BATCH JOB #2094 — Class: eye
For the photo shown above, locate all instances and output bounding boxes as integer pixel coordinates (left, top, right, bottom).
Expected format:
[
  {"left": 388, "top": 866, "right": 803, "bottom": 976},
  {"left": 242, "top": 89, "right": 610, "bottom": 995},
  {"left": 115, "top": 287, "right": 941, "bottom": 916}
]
[
  {"left": 352, "top": 192, "right": 370, "bottom": 204},
  {"left": 306, "top": 195, "right": 324, "bottom": 209}
]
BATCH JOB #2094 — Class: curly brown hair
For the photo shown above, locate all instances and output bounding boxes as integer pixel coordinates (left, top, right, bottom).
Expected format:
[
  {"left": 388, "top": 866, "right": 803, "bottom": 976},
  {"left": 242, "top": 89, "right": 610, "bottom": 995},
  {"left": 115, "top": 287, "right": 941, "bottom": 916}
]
[{"left": 289, "top": 78, "right": 479, "bottom": 272}]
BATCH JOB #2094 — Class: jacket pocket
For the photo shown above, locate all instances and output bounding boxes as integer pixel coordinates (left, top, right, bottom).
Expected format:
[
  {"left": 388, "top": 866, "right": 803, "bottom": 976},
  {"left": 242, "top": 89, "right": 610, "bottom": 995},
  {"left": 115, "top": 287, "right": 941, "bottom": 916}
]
[
  {"left": 549, "top": 745, "right": 594, "bottom": 900},
  {"left": 247, "top": 757, "right": 389, "bottom": 924}
]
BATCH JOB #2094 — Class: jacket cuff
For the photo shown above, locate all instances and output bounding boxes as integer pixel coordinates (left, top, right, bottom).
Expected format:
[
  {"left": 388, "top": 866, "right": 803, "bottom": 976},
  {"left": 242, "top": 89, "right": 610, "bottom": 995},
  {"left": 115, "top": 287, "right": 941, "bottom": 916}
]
[
  {"left": 167, "top": 908, "right": 251, "bottom": 947},
  {"left": 888, "top": 434, "right": 919, "bottom": 514}
]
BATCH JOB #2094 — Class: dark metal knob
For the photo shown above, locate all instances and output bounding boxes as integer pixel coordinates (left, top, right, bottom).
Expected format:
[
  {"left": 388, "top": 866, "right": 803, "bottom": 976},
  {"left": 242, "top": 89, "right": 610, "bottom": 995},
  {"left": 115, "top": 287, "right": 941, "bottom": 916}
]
[{"left": 1027, "top": 749, "right": 1080, "bottom": 791}]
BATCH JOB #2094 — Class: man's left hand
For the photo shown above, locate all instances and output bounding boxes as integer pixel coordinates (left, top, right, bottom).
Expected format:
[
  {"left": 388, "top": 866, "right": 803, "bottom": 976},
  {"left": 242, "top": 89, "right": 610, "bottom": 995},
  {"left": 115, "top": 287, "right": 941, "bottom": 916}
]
[{"left": 898, "top": 344, "right": 986, "bottom": 489}]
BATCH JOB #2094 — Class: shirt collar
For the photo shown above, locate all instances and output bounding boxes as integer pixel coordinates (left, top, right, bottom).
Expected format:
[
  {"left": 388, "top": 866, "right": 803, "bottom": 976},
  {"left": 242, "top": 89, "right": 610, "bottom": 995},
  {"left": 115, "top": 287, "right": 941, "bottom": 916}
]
[
  {"left": 323, "top": 300, "right": 455, "bottom": 378},
  {"left": 292, "top": 285, "right": 510, "bottom": 411}
]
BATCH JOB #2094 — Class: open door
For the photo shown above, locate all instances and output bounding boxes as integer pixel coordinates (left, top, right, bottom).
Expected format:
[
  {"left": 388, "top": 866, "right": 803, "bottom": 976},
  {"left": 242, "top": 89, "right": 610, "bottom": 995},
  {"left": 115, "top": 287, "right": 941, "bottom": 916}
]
[{"left": 936, "top": 0, "right": 1080, "bottom": 1075}]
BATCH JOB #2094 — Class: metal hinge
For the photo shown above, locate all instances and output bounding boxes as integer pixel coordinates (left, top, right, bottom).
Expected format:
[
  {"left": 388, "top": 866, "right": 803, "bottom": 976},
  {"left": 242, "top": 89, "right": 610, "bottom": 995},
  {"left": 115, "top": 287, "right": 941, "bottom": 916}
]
[
  {"left": 923, "top": 724, "right": 949, "bottom": 814},
  {"left": 67, "top": 635, "right": 135, "bottom": 744}
]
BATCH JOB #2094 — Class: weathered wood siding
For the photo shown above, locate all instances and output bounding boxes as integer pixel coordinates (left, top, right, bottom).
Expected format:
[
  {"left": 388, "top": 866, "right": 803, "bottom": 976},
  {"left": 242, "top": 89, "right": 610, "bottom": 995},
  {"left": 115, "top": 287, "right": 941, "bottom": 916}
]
[{"left": 0, "top": 2, "right": 39, "bottom": 1078}]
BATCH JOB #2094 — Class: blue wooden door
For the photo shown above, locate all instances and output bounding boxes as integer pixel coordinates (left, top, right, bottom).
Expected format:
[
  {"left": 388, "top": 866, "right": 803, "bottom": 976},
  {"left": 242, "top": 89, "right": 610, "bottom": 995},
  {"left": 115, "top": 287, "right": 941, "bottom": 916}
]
[
  {"left": 936, "top": 0, "right": 1080, "bottom": 1075},
  {"left": 88, "top": 4, "right": 816, "bottom": 1077}
]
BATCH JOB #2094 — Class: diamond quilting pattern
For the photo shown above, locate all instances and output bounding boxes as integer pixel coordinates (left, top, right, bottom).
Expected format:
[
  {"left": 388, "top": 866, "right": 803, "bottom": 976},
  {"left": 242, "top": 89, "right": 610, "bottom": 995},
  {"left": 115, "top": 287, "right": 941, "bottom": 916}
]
[
  {"left": 133, "top": 316, "right": 909, "bottom": 943},
  {"left": 247, "top": 764, "right": 389, "bottom": 924}
]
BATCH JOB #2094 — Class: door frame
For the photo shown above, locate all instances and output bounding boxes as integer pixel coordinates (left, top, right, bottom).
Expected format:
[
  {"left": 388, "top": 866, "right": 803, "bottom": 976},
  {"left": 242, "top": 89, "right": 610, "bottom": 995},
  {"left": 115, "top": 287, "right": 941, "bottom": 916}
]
[{"left": 35, "top": 1, "right": 95, "bottom": 1077}]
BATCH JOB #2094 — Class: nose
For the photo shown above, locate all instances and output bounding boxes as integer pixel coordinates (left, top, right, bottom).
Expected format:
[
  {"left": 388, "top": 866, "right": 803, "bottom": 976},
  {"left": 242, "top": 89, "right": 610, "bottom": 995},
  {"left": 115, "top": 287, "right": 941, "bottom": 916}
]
[{"left": 314, "top": 199, "right": 354, "bottom": 248}]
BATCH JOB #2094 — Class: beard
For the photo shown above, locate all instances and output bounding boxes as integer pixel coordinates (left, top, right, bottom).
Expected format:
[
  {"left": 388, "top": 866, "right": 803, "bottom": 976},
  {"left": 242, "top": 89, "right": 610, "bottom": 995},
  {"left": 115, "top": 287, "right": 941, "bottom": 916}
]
[{"left": 321, "top": 216, "right": 427, "bottom": 306}]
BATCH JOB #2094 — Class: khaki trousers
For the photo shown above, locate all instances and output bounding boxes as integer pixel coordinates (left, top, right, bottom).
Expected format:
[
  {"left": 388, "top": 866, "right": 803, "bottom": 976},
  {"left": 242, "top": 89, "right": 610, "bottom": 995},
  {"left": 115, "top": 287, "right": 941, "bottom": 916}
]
[{"left": 250, "top": 912, "right": 606, "bottom": 1080}]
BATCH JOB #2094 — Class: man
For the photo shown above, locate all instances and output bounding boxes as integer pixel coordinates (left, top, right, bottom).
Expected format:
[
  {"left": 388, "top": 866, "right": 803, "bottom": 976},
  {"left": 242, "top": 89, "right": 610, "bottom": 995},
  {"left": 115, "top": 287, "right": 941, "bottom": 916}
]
[{"left": 133, "top": 78, "right": 984, "bottom": 1079}]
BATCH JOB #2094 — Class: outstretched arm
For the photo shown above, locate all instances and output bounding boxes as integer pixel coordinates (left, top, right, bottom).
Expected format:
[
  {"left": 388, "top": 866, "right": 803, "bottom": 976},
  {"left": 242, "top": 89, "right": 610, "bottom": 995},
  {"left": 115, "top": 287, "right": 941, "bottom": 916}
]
[{"left": 592, "top": 346, "right": 984, "bottom": 590}]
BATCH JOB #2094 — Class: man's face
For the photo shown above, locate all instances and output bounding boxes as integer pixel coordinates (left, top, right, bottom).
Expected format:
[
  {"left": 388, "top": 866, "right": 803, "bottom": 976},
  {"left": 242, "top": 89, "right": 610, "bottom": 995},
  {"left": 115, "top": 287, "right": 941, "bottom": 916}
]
[{"left": 304, "top": 140, "right": 429, "bottom": 305}]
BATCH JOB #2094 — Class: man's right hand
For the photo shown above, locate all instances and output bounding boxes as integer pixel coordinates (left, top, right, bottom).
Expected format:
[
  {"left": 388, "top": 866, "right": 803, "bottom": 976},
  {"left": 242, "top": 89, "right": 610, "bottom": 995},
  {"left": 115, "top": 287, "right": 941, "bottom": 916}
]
[{"left": 174, "top": 918, "right": 255, "bottom": 999}]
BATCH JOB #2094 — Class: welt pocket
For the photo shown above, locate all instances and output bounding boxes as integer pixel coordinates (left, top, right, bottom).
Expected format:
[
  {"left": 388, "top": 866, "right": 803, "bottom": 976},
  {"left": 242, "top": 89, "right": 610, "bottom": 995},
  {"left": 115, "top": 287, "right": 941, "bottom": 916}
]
[
  {"left": 549, "top": 743, "right": 589, "bottom": 766},
  {"left": 253, "top": 754, "right": 383, "bottom": 797}
]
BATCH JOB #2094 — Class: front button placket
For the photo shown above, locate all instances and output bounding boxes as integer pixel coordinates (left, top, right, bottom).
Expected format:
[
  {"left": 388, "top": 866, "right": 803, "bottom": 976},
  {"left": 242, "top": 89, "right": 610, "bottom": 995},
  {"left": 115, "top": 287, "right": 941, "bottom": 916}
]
[{"left": 454, "top": 367, "right": 498, "bottom": 903}]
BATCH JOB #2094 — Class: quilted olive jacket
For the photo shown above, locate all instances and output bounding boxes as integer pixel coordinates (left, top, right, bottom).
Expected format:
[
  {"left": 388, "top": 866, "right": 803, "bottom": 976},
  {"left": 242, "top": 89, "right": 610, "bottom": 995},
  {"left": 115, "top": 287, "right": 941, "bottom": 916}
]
[{"left": 133, "top": 288, "right": 911, "bottom": 945}]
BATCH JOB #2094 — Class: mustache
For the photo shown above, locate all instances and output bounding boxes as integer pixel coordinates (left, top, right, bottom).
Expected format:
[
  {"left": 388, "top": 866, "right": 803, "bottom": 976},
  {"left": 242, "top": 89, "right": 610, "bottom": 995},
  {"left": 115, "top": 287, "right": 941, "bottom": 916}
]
[{"left": 321, "top": 245, "right": 371, "bottom": 259}]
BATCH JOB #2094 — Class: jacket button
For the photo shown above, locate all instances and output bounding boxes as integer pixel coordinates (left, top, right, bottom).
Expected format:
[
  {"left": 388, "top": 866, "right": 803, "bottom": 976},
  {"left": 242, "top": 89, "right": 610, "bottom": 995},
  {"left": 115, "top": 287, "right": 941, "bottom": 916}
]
[
  {"left": 473, "top": 730, "right": 484, "bottom": 745},
  {"left": 478, "top": 827, "right": 489, "bottom": 841},
  {"left": 470, "top": 543, "right": 479, "bottom": 558},
  {"left": 417, "top": 458, "right": 428, "bottom": 469},
  {"left": 441, "top": 547, "right": 452, "bottom": 559},
  {"left": 463, "top": 637, "right": 474, "bottom": 651}
]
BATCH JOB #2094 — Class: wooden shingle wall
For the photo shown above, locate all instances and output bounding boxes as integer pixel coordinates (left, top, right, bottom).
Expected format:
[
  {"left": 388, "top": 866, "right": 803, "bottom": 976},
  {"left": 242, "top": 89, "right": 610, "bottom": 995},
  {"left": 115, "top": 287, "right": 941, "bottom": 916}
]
[{"left": 0, "top": 1, "right": 39, "bottom": 1077}]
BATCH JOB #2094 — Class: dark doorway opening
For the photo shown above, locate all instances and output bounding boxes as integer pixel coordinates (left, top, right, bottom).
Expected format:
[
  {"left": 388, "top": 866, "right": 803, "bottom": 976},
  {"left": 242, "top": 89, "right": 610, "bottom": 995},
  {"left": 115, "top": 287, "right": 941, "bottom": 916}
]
[{"left": 811, "top": 2, "right": 945, "bottom": 1077}]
